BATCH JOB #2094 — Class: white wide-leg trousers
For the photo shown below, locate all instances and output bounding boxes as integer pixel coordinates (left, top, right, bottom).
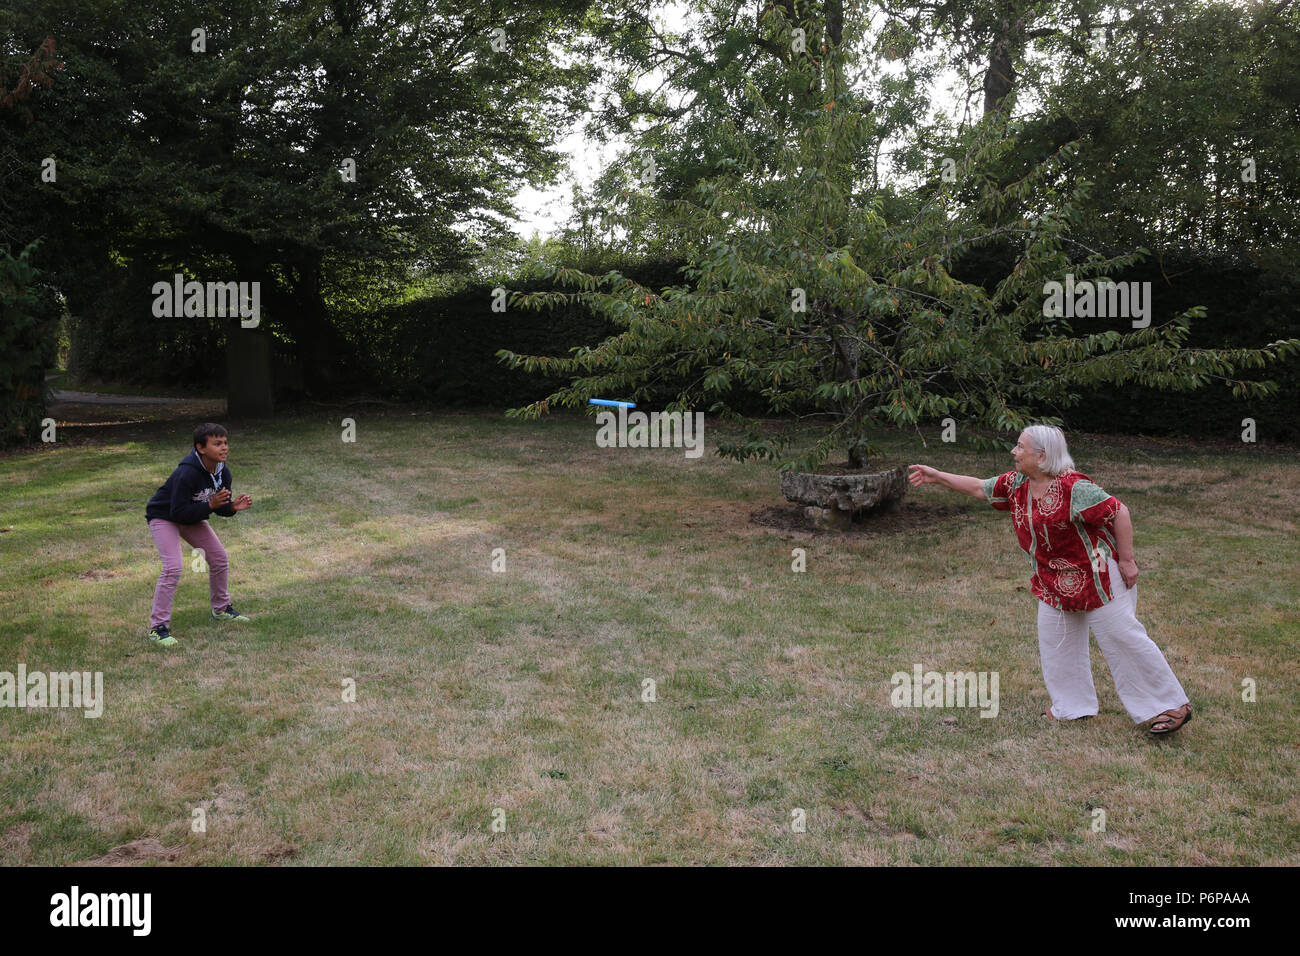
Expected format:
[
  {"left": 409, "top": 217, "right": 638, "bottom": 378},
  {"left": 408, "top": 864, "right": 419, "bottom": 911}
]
[{"left": 1036, "top": 558, "right": 1189, "bottom": 722}]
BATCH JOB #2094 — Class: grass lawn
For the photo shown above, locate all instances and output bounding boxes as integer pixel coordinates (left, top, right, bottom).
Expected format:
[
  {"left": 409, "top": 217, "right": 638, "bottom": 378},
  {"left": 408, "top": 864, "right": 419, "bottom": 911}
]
[{"left": 1, "top": 410, "right": 1297, "bottom": 865}]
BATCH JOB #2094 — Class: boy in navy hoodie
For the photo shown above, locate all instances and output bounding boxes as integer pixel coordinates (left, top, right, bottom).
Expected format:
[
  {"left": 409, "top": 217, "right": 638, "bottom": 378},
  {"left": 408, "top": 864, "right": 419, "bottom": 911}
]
[{"left": 145, "top": 423, "right": 253, "bottom": 646}]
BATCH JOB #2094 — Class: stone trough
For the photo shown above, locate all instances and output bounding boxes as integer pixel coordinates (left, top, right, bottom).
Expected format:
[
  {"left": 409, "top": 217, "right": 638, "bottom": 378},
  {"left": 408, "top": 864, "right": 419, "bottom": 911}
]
[{"left": 779, "top": 464, "right": 908, "bottom": 529}]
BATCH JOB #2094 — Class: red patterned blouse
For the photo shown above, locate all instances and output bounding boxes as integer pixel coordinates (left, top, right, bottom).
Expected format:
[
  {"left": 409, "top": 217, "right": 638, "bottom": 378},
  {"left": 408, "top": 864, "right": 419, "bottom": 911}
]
[{"left": 983, "top": 469, "right": 1124, "bottom": 612}]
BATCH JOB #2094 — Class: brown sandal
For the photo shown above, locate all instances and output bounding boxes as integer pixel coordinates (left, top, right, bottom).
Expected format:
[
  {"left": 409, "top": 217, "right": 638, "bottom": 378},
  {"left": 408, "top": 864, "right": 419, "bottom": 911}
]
[{"left": 1148, "top": 704, "right": 1193, "bottom": 735}]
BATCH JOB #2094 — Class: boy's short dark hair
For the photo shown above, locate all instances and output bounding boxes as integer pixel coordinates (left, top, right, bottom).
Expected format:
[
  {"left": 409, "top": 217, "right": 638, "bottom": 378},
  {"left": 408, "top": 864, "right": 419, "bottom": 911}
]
[{"left": 194, "top": 423, "right": 229, "bottom": 450}]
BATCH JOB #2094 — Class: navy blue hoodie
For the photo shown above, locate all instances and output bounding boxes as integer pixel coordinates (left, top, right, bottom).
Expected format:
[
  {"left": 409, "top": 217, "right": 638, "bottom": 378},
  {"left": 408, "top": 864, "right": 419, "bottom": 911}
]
[{"left": 145, "top": 450, "right": 237, "bottom": 524}]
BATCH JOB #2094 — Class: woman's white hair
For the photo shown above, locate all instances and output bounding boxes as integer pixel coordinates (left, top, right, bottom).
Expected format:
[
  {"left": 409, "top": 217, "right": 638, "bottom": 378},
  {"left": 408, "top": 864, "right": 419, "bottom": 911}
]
[{"left": 1022, "top": 424, "right": 1076, "bottom": 476}]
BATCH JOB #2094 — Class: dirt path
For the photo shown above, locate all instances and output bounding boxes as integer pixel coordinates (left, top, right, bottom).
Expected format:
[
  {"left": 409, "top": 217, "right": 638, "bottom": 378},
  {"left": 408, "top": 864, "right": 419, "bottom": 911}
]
[
  {"left": 37, "top": 384, "right": 228, "bottom": 449},
  {"left": 52, "top": 388, "right": 204, "bottom": 405}
]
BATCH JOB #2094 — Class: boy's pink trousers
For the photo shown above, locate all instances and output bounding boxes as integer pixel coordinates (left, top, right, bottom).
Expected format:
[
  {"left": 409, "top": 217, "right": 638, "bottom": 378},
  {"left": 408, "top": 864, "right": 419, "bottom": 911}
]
[{"left": 148, "top": 518, "right": 230, "bottom": 628}]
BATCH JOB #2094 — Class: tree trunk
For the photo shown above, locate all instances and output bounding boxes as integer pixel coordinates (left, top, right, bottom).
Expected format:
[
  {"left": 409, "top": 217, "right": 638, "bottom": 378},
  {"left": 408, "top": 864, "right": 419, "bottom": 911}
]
[
  {"left": 282, "top": 257, "right": 352, "bottom": 397},
  {"left": 830, "top": 319, "right": 867, "bottom": 468},
  {"left": 226, "top": 326, "right": 274, "bottom": 418},
  {"left": 983, "top": 22, "right": 1017, "bottom": 116},
  {"left": 826, "top": 0, "right": 843, "bottom": 48}
]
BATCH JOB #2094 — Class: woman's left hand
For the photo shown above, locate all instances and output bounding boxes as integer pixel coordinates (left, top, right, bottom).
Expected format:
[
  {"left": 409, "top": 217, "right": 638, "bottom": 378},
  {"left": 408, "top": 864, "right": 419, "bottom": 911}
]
[
  {"left": 1117, "top": 558, "right": 1139, "bottom": 589},
  {"left": 233, "top": 493, "right": 253, "bottom": 511}
]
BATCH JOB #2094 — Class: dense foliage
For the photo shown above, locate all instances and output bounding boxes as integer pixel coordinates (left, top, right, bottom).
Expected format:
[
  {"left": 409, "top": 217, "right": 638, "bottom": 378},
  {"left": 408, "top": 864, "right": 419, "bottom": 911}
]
[
  {"left": 0, "top": 243, "right": 59, "bottom": 447},
  {"left": 498, "top": 40, "right": 1299, "bottom": 469}
]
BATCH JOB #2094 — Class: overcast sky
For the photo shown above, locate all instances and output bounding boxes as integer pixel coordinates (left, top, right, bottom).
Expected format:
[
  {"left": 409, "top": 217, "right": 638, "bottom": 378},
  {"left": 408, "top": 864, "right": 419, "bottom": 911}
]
[{"left": 509, "top": 1, "right": 691, "bottom": 239}]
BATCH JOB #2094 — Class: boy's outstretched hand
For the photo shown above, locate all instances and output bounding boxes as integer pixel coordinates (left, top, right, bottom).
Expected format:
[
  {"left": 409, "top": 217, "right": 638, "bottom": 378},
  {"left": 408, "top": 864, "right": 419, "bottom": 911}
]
[
  {"left": 908, "top": 464, "right": 940, "bottom": 486},
  {"left": 232, "top": 493, "right": 253, "bottom": 511}
]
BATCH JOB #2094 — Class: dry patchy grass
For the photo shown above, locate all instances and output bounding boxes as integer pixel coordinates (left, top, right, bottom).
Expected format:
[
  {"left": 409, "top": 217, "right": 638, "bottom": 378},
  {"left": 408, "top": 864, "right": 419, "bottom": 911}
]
[{"left": 0, "top": 411, "right": 1297, "bottom": 865}]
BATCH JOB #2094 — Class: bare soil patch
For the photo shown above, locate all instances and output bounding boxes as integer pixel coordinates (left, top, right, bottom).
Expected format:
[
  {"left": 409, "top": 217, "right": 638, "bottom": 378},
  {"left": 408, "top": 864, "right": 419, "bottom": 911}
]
[
  {"left": 49, "top": 396, "right": 226, "bottom": 426},
  {"left": 79, "top": 838, "right": 184, "bottom": 866},
  {"left": 749, "top": 499, "right": 979, "bottom": 536},
  {"left": 77, "top": 569, "right": 123, "bottom": 581},
  {"left": 259, "top": 840, "right": 300, "bottom": 863}
]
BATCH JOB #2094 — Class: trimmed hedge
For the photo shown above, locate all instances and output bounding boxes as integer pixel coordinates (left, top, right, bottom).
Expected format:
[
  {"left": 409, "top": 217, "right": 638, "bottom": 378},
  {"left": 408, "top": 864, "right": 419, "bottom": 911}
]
[
  {"left": 59, "top": 245, "right": 1299, "bottom": 444},
  {"left": 66, "top": 258, "right": 225, "bottom": 388},
  {"left": 1071, "top": 262, "right": 1300, "bottom": 443},
  {"left": 334, "top": 257, "right": 691, "bottom": 407},
  {"left": 346, "top": 247, "right": 1298, "bottom": 443},
  {"left": 953, "top": 245, "right": 1300, "bottom": 442}
]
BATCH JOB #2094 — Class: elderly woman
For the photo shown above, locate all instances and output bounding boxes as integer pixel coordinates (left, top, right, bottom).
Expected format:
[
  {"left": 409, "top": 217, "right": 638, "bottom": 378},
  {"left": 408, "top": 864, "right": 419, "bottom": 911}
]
[{"left": 909, "top": 425, "right": 1192, "bottom": 734}]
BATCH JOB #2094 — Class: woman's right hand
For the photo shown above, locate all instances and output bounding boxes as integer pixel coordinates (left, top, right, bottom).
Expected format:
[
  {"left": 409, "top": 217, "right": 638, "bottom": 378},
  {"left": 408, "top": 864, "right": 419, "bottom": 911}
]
[
  {"left": 209, "top": 488, "right": 232, "bottom": 510},
  {"left": 908, "top": 464, "right": 940, "bottom": 486},
  {"left": 1117, "top": 558, "right": 1139, "bottom": 589}
]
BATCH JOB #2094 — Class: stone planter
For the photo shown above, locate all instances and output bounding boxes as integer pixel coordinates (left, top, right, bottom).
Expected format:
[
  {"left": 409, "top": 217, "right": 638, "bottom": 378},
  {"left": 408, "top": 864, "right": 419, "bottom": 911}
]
[{"left": 779, "top": 464, "right": 908, "bottom": 529}]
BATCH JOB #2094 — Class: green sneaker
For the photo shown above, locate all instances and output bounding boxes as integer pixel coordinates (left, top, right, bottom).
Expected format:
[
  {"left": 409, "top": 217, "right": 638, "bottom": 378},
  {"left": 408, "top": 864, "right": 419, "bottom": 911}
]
[
  {"left": 148, "top": 624, "right": 178, "bottom": 647},
  {"left": 212, "top": 604, "right": 250, "bottom": 622}
]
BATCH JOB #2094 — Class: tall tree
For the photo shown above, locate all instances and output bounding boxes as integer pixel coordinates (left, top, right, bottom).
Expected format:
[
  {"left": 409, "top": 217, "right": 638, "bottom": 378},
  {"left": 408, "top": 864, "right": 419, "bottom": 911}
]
[
  {"left": 563, "top": 0, "right": 908, "bottom": 256},
  {"left": 2, "top": 0, "right": 601, "bottom": 405},
  {"left": 500, "top": 52, "right": 1300, "bottom": 470},
  {"left": 0, "top": 32, "right": 62, "bottom": 446}
]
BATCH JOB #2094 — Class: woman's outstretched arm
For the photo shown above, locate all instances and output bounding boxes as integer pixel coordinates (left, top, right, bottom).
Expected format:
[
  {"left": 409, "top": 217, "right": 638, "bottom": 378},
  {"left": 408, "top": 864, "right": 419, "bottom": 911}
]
[{"left": 908, "top": 464, "right": 986, "bottom": 499}]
